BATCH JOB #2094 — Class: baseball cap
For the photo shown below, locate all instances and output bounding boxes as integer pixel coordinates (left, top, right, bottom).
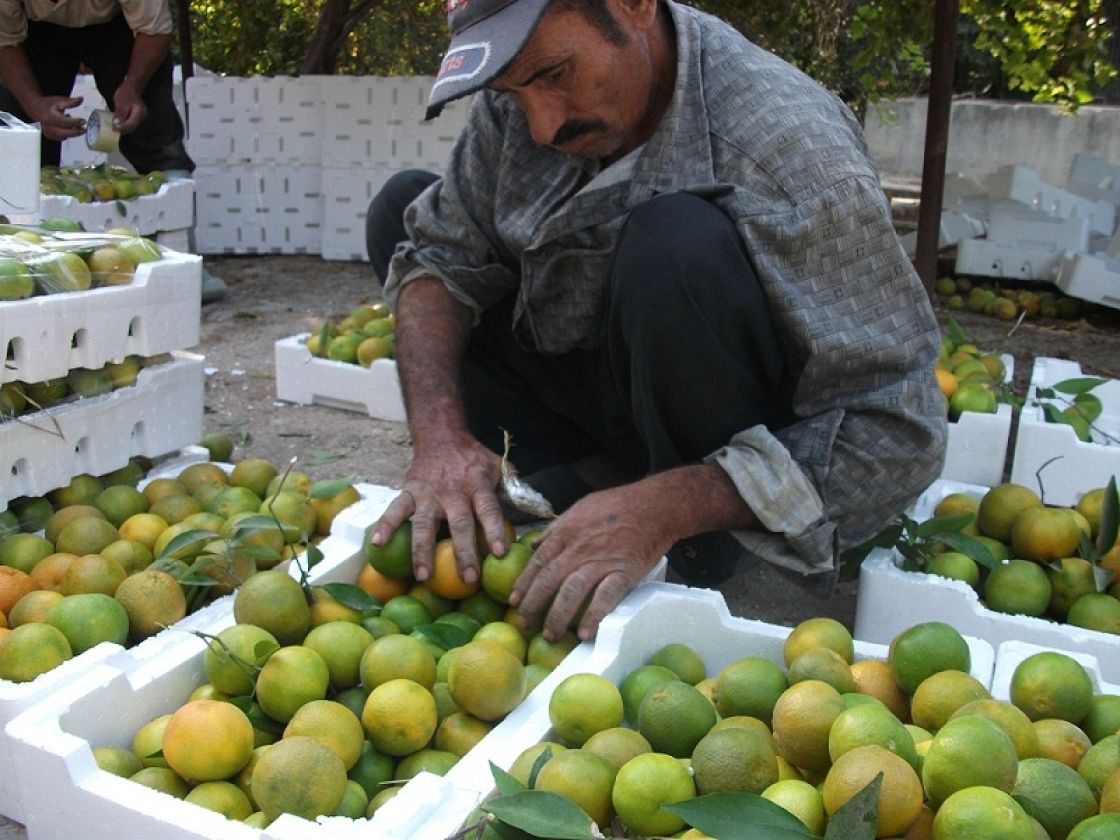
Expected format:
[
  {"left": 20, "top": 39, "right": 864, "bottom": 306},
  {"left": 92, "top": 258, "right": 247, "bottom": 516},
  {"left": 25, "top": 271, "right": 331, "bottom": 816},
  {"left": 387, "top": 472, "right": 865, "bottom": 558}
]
[{"left": 426, "top": 0, "right": 552, "bottom": 120}]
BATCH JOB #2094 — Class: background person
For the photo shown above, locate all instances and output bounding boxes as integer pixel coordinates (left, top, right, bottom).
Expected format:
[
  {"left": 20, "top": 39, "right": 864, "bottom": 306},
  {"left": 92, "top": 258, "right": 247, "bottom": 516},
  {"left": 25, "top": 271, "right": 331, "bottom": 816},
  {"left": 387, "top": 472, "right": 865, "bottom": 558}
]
[{"left": 368, "top": 0, "right": 947, "bottom": 640}]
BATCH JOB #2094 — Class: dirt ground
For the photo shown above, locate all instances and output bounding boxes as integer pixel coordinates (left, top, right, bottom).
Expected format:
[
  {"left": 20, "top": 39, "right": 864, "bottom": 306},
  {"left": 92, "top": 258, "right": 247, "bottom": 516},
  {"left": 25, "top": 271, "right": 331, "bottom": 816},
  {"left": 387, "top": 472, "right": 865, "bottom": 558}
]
[{"left": 194, "top": 252, "right": 1120, "bottom": 631}]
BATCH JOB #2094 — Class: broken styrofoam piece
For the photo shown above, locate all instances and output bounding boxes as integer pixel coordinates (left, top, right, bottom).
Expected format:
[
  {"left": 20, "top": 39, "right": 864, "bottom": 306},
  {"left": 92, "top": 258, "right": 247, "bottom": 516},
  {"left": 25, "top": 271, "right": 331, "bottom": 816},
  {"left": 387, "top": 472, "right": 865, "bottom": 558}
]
[
  {"left": 986, "top": 199, "right": 1091, "bottom": 253},
  {"left": 985, "top": 164, "right": 1115, "bottom": 236},
  {"left": 1066, "top": 152, "right": 1120, "bottom": 206},
  {"left": 1056, "top": 251, "right": 1120, "bottom": 311},
  {"left": 954, "top": 237, "right": 1062, "bottom": 282},
  {"left": 900, "top": 210, "right": 986, "bottom": 257}
]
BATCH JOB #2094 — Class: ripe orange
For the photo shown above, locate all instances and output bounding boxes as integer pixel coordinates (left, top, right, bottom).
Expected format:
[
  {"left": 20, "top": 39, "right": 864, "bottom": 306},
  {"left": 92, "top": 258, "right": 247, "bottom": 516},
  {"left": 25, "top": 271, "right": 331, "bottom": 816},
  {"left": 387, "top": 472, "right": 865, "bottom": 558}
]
[{"left": 427, "top": 539, "right": 480, "bottom": 600}]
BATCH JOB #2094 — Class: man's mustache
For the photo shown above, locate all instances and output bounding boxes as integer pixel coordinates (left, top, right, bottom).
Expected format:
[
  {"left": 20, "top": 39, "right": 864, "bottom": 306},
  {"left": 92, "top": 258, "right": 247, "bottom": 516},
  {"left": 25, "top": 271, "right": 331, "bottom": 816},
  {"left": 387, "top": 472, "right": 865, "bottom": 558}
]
[{"left": 551, "top": 118, "right": 608, "bottom": 147}]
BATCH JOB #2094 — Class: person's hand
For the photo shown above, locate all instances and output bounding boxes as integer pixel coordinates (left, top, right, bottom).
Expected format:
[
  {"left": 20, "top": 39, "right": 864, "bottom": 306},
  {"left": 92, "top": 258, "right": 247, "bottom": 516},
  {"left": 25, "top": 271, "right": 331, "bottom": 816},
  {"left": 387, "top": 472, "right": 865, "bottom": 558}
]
[
  {"left": 369, "top": 432, "right": 508, "bottom": 585},
  {"left": 510, "top": 484, "right": 677, "bottom": 641},
  {"left": 112, "top": 80, "right": 147, "bottom": 134},
  {"left": 27, "top": 96, "right": 85, "bottom": 142}
]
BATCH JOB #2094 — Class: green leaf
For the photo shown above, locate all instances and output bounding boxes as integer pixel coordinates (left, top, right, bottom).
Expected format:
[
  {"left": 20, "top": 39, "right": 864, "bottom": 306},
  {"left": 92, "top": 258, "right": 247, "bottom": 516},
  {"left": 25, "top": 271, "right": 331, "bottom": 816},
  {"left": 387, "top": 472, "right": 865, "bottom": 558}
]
[
  {"left": 947, "top": 318, "right": 968, "bottom": 348},
  {"left": 1052, "top": 377, "right": 1107, "bottom": 395},
  {"left": 115, "top": 199, "right": 127, "bottom": 216},
  {"left": 228, "top": 514, "right": 285, "bottom": 534},
  {"left": 915, "top": 513, "right": 974, "bottom": 538},
  {"left": 483, "top": 790, "right": 596, "bottom": 839},
  {"left": 1072, "top": 393, "right": 1103, "bottom": 423},
  {"left": 154, "top": 529, "right": 219, "bottom": 562},
  {"left": 1042, "top": 403, "right": 1067, "bottom": 425},
  {"left": 229, "top": 544, "right": 282, "bottom": 565},
  {"left": 413, "top": 621, "right": 472, "bottom": 650},
  {"left": 1097, "top": 476, "right": 1119, "bottom": 558},
  {"left": 305, "top": 543, "right": 324, "bottom": 570},
  {"left": 1036, "top": 387, "right": 1056, "bottom": 400},
  {"left": 253, "top": 639, "right": 280, "bottom": 663},
  {"left": 823, "top": 773, "right": 882, "bottom": 840},
  {"left": 319, "top": 582, "right": 379, "bottom": 611},
  {"left": 527, "top": 746, "right": 555, "bottom": 790},
  {"left": 925, "top": 531, "right": 996, "bottom": 570},
  {"left": 309, "top": 475, "right": 358, "bottom": 499},
  {"left": 307, "top": 450, "right": 344, "bottom": 464},
  {"left": 490, "top": 762, "right": 527, "bottom": 797},
  {"left": 664, "top": 793, "right": 815, "bottom": 839}
]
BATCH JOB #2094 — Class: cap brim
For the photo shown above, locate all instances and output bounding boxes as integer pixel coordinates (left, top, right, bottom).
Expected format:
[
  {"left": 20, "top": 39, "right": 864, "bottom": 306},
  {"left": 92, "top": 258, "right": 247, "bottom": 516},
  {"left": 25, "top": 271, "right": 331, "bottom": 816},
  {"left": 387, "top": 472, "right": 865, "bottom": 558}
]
[{"left": 426, "top": 0, "right": 551, "bottom": 120}]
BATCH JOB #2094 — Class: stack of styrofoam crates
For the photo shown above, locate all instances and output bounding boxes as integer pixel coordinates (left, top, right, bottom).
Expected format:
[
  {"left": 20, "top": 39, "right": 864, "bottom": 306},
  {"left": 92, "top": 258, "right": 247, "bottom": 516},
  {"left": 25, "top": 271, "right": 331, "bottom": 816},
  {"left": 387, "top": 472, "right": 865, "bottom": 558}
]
[
  {"left": 319, "top": 77, "right": 467, "bottom": 261},
  {"left": 1009, "top": 356, "right": 1120, "bottom": 506},
  {"left": 854, "top": 477, "right": 1120, "bottom": 683},
  {"left": 942, "top": 353, "right": 1014, "bottom": 487},
  {"left": 0, "top": 248, "right": 205, "bottom": 510},
  {"left": 189, "top": 76, "right": 324, "bottom": 255},
  {"left": 272, "top": 333, "right": 405, "bottom": 422}
]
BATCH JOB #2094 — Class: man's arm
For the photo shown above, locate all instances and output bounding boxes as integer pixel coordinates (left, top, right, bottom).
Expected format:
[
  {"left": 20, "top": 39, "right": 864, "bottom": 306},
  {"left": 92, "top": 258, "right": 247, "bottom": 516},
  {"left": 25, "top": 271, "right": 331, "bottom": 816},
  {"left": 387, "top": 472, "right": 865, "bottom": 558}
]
[
  {"left": 0, "top": 45, "right": 84, "bottom": 141},
  {"left": 370, "top": 276, "right": 511, "bottom": 584},
  {"left": 111, "top": 31, "right": 171, "bottom": 133}
]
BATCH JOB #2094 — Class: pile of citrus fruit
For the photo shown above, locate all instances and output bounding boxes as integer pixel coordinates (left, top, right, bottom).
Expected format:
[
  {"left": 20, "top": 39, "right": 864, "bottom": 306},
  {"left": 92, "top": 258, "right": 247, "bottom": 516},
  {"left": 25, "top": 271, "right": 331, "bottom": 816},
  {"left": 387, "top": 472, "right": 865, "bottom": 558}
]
[
  {"left": 490, "top": 618, "right": 1120, "bottom": 839},
  {"left": 935, "top": 327, "right": 1008, "bottom": 421},
  {"left": 919, "top": 481, "right": 1120, "bottom": 632},
  {"left": 1, "top": 353, "right": 173, "bottom": 419},
  {"left": 0, "top": 450, "right": 360, "bottom": 683},
  {"left": 934, "top": 275, "right": 1084, "bottom": 322},
  {"left": 1, "top": 222, "right": 163, "bottom": 297},
  {"left": 303, "top": 302, "right": 395, "bottom": 368},
  {"left": 89, "top": 523, "right": 577, "bottom": 827},
  {"left": 40, "top": 164, "right": 167, "bottom": 203}
]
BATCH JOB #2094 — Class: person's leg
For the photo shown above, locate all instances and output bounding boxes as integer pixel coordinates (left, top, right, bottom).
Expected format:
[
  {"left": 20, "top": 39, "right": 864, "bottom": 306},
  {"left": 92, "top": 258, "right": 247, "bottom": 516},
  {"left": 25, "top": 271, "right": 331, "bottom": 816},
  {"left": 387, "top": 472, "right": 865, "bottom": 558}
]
[
  {"left": 81, "top": 14, "right": 193, "bottom": 173},
  {"left": 0, "top": 21, "right": 83, "bottom": 166},
  {"left": 602, "top": 192, "right": 796, "bottom": 585},
  {"left": 365, "top": 169, "right": 441, "bottom": 284}
]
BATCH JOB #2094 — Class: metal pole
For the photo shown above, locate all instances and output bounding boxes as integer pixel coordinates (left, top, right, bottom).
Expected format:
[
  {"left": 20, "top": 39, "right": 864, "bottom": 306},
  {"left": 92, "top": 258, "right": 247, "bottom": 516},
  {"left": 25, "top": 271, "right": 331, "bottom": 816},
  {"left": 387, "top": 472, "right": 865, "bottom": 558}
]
[
  {"left": 914, "top": 0, "right": 959, "bottom": 291},
  {"left": 175, "top": 0, "right": 194, "bottom": 80}
]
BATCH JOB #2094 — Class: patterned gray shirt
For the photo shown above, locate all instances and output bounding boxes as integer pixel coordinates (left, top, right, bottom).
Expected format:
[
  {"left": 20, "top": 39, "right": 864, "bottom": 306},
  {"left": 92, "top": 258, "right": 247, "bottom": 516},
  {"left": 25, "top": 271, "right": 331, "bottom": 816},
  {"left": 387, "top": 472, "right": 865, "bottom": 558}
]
[{"left": 386, "top": 0, "right": 947, "bottom": 578}]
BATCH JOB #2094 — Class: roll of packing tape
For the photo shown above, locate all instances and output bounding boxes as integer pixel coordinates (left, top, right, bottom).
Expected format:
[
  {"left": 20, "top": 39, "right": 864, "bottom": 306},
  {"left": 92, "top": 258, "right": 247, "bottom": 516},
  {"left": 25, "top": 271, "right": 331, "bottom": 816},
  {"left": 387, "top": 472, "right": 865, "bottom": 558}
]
[{"left": 86, "top": 109, "right": 120, "bottom": 152}]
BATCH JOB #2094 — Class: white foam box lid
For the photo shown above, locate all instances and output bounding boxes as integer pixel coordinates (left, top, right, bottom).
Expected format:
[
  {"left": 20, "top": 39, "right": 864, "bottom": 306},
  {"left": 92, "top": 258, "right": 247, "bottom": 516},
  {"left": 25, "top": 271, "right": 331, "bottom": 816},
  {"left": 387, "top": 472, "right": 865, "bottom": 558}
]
[
  {"left": 984, "top": 164, "right": 1116, "bottom": 237},
  {"left": 407, "top": 582, "right": 996, "bottom": 840},
  {"left": 854, "top": 477, "right": 1120, "bottom": 683},
  {"left": 0, "top": 248, "right": 202, "bottom": 385},
  {"left": 38, "top": 179, "right": 195, "bottom": 236},
  {"left": 3, "top": 531, "right": 480, "bottom": 840},
  {"left": 0, "top": 589, "right": 235, "bottom": 824},
  {"left": 1, "top": 352, "right": 205, "bottom": 509},
  {"left": 942, "top": 353, "right": 1015, "bottom": 488},
  {"left": 985, "top": 199, "right": 1091, "bottom": 253},
  {"left": 990, "top": 639, "right": 1119, "bottom": 703},
  {"left": 954, "top": 236, "right": 1064, "bottom": 283},
  {"left": 274, "top": 334, "right": 405, "bottom": 423},
  {"left": 0, "top": 112, "right": 40, "bottom": 216},
  {"left": 1009, "top": 356, "right": 1120, "bottom": 507},
  {"left": 1056, "top": 251, "right": 1120, "bottom": 312}
]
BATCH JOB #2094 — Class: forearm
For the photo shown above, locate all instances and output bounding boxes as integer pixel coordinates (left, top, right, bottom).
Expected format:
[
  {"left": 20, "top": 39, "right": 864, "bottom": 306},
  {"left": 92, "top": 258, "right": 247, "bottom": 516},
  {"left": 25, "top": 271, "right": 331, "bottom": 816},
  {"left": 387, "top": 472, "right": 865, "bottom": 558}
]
[
  {"left": 122, "top": 32, "right": 170, "bottom": 92},
  {"left": 0, "top": 45, "right": 42, "bottom": 113},
  {"left": 634, "top": 462, "right": 760, "bottom": 544},
  {"left": 394, "top": 275, "right": 475, "bottom": 450}
]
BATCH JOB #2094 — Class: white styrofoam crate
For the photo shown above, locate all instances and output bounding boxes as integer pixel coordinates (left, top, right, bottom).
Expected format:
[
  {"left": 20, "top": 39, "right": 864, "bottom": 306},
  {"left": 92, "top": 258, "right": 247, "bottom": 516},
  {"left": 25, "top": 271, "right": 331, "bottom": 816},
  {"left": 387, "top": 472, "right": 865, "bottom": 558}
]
[
  {"left": 38, "top": 179, "right": 194, "bottom": 236},
  {"left": 985, "top": 199, "right": 1091, "bottom": 253},
  {"left": 899, "top": 209, "right": 986, "bottom": 258},
  {"left": 1066, "top": 153, "right": 1120, "bottom": 206},
  {"left": 0, "top": 248, "right": 202, "bottom": 385},
  {"left": 954, "top": 236, "right": 1063, "bottom": 282},
  {"left": 409, "top": 582, "right": 997, "bottom": 839},
  {"left": 1009, "top": 356, "right": 1120, "bottom": 506},
  {"left": 943, "top": 402, "right": 1012, "bottom": 486},
  {"left": 274, "top": 333, "right": 405, "bottom": 423},
  {"left": 0, "top": 594, "right": 235, "bottom": 823},
  {"left": 0, "top": 111, "right": 40, "bottom": 216},
  {"left": 985, "top": 164, "right": 1116, "bottom": 237},
  {"left": 320, "top": 166, "right": 396, "bottom": 262},
  {"left": 154, "top": 227, "right": 192, "bottom": 254},
  {"left": 0, "top": 352, "right": 205, "bottom": 508},
  {"left": 854, "top": 478, "right": 1120, "bottom": 682},
  {"left": 990, "top": 639, "right": 1118, "bottom": 704},
  {"left": 319, "top": 76, "right": 466, "bottom": 169},
  {"left": 194, "top": 165, "right": 321, "bottom": 255},
  {"left": 1056, "top": 251, "right": 1120, "bottom": 311}
]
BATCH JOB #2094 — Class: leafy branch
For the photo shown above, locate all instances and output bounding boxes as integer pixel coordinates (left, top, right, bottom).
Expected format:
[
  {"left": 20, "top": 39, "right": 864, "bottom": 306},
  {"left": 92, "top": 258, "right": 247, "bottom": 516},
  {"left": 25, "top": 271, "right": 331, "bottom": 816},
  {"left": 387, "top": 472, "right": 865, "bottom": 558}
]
[{"left": 1032, "top": 377, "right": 1120, "bottom": 446}]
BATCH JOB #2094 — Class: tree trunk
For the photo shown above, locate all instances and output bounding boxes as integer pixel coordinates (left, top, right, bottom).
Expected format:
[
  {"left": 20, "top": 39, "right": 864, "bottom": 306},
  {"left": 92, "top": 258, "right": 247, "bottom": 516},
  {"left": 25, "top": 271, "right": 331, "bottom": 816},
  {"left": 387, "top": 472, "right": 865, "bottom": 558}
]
[{"left": 301, "top": 0, "right": 382, "bottom": 75}]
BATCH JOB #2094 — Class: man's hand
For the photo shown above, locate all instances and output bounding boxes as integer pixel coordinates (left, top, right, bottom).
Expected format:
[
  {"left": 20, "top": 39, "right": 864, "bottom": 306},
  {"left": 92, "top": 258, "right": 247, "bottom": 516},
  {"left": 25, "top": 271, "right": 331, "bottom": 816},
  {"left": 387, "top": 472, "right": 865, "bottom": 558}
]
[
  {"left": 112, "top": 79, "right": 148, "bottom": 134},
  {"left": 27, "top": 95, "right": 85, "bottom": 141},
  {"left": 509, "top": 484, "right": 677, "bottom": 642},
  {"left": 370, "top": 430, "right": 509, "bottom": 587}
]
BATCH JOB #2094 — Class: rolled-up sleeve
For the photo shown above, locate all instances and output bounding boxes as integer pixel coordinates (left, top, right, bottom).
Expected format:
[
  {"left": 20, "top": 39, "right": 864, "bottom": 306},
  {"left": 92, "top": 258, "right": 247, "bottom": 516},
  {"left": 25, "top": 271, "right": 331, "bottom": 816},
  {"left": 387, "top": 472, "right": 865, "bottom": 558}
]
[
  {"left": 0, "top": 2, "right": 27, "bottom": 49},
  {"left": 384, "top": 95, "right": 520, "bottom": 319},
  {"left": 712, "top": 173, "right": 947, "bottom": 578},
  {"left": 120, "top": 0, "right": 174, "bottom": 36}
]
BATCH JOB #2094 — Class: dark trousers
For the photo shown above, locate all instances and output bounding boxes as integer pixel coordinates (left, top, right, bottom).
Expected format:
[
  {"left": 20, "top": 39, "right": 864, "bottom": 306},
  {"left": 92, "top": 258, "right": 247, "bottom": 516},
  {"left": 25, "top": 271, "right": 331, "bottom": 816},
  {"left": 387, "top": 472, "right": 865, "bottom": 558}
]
[
  {"left": 367, "top": 170, "right": 795, "bottom": 581},
  {"left": 0, "top": 13, "right": 192, "bottom": 173}
]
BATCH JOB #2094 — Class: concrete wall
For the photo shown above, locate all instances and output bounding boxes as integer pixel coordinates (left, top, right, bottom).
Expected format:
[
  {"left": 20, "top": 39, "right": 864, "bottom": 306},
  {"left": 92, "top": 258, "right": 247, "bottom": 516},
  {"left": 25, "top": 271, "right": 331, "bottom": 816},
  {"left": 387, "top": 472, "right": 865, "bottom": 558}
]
[{"left": 864, "top": 98, "right": 1120, "bottom": 186}]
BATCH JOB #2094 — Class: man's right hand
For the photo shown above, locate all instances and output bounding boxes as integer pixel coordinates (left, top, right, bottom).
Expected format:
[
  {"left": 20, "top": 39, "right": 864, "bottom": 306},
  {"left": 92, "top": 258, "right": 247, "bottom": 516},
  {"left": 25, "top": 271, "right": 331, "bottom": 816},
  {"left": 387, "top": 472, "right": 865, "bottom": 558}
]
[
  {"left": 369, "top": 429, "right": 509, "bottom": 588},
  {"left": 27, "top": 95, "right": 85, "bottom": 142}
]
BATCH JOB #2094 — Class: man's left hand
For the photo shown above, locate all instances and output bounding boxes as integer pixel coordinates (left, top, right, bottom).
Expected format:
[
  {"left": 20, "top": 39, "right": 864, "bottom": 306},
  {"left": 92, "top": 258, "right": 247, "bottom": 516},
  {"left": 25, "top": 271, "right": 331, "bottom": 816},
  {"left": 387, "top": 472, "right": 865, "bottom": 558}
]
[
  {"left": 112, "top": 80, "right": 147, "bottom": 134},
  {"left": 509, "top": 484, "right": 675, "bottom": 642}
]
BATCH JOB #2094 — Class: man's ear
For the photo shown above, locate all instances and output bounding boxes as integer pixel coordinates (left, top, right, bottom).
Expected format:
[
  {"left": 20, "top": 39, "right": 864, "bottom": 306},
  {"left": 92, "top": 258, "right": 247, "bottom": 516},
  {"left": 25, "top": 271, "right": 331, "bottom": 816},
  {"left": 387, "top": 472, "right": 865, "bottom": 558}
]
[{"left": 611, "top": 0, "right": 659, "bottom": 28}]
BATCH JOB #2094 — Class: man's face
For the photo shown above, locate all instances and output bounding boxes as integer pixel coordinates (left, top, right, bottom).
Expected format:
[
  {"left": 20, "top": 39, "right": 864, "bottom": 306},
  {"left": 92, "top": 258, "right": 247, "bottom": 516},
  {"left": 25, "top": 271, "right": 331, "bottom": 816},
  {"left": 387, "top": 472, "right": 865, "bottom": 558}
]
[{"left": 489, "top": 0, "right": 673, "bottom": 161}]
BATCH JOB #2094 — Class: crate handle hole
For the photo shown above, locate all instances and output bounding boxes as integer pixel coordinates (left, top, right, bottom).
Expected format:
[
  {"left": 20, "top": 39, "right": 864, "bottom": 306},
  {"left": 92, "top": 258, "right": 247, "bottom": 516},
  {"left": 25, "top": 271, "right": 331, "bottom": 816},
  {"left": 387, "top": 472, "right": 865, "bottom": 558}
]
[
  {"left": 127, "top": 317, "right": 141, "bottom": 337},
  {"left": 71, "top": 328, "right": 88, "bottom": 350},
  {"left": 6, "top": 337, "right": 21, "bottom": 363}
]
